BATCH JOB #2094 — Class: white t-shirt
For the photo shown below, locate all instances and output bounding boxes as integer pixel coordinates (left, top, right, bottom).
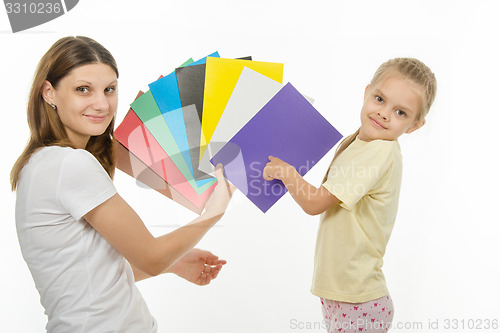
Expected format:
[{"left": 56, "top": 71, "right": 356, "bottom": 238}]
[{"left": 15, "top": 146, "right": 157, "bottom": 333}]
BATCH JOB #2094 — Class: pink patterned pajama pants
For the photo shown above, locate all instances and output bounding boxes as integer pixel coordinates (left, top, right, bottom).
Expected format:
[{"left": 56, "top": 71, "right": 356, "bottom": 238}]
[{"left": 320, "top": 295, "right": 394, "bottom": 332}]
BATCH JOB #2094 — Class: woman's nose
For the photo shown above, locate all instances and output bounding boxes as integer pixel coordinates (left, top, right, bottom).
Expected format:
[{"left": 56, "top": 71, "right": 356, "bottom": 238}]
[{"left": 93, "top": 93, "right": 109, "bottom": 112}]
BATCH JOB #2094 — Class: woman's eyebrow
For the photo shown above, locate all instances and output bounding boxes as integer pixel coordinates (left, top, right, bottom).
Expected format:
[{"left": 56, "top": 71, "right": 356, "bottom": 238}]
[
  {"left": 73, "top": 79, "right": 118, "bottom": 85},
  {"left": 74, "top": 80, "right": 93, "bottom": 85}
]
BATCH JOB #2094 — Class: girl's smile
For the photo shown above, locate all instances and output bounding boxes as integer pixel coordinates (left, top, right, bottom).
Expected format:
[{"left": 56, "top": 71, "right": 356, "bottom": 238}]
[{"left": 369, "top": 116, "right": 388, "bottom": 129}]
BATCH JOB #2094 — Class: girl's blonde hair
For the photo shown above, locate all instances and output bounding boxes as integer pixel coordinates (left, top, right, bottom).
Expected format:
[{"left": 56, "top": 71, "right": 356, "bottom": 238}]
[
  {"left": 10, "top": 36, "right": 119, "bottom": 190},
  {"left": 322, "top": 57, "right": 437, "bottom": 183}
]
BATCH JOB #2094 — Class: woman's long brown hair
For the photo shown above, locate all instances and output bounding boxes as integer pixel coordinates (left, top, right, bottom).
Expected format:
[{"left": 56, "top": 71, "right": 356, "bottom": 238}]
[{"left": 10, "top": 36, "right": 119, "bottom": 190}]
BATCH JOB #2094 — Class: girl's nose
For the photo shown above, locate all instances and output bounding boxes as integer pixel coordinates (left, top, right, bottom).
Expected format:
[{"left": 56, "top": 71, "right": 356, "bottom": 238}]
[{"left": 377, "top": 109, "right": 389, "bottom": 120}]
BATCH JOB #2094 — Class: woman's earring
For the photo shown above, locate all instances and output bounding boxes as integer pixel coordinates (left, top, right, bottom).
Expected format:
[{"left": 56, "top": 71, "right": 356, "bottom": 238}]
[{"left": 50, "top": 103, "right": 57, "bottom": 110}]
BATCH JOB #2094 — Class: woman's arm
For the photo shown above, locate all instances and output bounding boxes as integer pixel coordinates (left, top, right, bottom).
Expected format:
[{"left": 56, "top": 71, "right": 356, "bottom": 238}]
[
  {"left": 263, "top": 156, "right": 339, "bottom": 215},
  {"left": 84, "top": 166, "right": 235, "bottom": 277},
  {"left": 130, "top": 264, "right": 151, "bottom": 282},
  {"left": 131, "top": 248, "right": 227, "bottom": 284},
  {"left": 165, "top": 248, "right": 226, "bottom": 285}
]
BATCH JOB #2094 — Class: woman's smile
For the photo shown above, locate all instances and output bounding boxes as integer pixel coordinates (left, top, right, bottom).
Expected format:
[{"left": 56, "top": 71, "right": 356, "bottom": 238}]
[{"left": 84, "top": 113, "right": 110, "bottom": 123}]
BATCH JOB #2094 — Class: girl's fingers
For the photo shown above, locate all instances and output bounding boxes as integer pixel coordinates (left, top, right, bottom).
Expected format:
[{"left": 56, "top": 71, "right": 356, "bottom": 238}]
[{"left": 263, "top": 166, "right": 274, "bottom": 180}]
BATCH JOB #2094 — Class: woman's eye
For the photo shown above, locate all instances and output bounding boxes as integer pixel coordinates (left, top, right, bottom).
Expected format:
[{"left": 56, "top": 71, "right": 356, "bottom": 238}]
[
  {"left": 76, "top": 86, "right": 89, "bottom": 93},
  {"left": 375, "top": 96, "right": 383, "bottom": 102},
  {"left": 396, "top": 109, "right": 406, "bottom": 117},
  {"left": 105, "top": 86, "right": 116, "bottom": 93}
]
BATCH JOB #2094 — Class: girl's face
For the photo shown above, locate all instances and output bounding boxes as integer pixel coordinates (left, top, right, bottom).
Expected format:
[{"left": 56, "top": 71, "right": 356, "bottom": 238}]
[
  {"left": 358, "top": 73, "right": 425, "bottom": 142},
  {"left": 43, "top": 63, "right": 118, "bottom": 148}
]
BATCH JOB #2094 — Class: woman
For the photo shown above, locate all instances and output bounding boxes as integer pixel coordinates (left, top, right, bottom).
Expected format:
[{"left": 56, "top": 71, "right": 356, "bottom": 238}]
[{"left": 10, "top": 36, "right": 234, "bottom": 332}]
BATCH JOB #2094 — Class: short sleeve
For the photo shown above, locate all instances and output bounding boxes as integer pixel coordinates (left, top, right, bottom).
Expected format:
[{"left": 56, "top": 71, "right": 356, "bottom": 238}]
[
  {"left": 56, "top": 149, "right": 117, "bottom": 221},
  {"left": 322, "top": 141, "right": 394, "bottom": 211}
]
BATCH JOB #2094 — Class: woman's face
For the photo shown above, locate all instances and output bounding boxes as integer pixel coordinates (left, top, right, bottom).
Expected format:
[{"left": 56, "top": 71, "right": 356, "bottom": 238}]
[{"left": 46, "top": 63, "right": 118, "bottom": 148}]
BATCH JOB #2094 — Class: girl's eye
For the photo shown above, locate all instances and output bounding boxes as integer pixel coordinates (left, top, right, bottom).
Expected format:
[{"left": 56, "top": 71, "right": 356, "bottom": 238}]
[
  {"left": 395, "top": 109, "right": 406, "bottom": 117},
  {"left": 105, "top": 86, "right": 116, "bottom": 93},
  {"left": 76, "top": 86, "right": 89, "bottom": 93},
  {"left": 375, "top": 96, "right": 383, "bottom": 102}
]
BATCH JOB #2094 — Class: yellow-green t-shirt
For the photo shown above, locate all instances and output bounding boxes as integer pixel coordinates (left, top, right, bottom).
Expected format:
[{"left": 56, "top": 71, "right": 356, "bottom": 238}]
[{"left": 311, "top": 137, "right": 402, "bottom": 303}]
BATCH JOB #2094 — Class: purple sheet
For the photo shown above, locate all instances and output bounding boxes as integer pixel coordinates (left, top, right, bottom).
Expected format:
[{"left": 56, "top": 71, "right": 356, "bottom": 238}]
[{"left": 211, "top": 82, "right": 342, "bottom": 212}]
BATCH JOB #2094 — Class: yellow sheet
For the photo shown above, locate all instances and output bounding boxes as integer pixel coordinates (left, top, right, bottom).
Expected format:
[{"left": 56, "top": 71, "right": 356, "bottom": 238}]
[{"left": 200, "top": 57, "right": 284, "bottom": 161}]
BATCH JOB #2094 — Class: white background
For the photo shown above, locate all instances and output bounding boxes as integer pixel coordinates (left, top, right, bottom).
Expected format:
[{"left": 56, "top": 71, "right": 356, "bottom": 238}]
[{"left": 1, "top": 1, "right": 499, "bottom": 332}]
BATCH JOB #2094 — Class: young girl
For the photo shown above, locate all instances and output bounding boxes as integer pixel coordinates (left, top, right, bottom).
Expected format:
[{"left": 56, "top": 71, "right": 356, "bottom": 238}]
[
  {"left": 10, "top": 36, "right": 234, "bottom": 332},
  {"left": 263, "top": 58, "right": 437, "bottom": 332}
]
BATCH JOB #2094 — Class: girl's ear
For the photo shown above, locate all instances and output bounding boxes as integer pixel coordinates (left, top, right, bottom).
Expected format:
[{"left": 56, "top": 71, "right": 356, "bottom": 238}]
[
  {"left": 41, "top": 80, "right": 56, "bottom": 105},
  {"left": 406, "top": 118, "right": 426, "bottom": 134},
  {"left": 364, "top": 84, "right": 371, "bottom": 100}
]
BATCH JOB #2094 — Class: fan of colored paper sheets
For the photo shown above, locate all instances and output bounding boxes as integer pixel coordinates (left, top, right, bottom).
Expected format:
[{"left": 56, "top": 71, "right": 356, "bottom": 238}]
[{"left": 114, "top": 52, "right": 343, "bottom": 214}]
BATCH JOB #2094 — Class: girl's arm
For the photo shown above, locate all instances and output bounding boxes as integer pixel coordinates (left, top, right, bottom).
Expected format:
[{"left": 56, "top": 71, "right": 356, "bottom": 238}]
[
  {"left": 84, "top": 166, "right": 235, "bottom": 278},
  {"left": 263, "top": 156, "right": 339, "bottom": 215}
]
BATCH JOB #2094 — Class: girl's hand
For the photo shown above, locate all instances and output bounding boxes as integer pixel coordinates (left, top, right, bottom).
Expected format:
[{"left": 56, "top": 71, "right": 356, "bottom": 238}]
[
  {"left": 263, "top": 156, "right": 297, "bottom": 181},
  {"left": 262, "top": 156, "right": 340, "bottom": 215},
  {"left": 168, "top": 248, "right": 227, "bottom": 286},
  {"left": 202, "top": 164, "right": 236, "bottom": 217}
]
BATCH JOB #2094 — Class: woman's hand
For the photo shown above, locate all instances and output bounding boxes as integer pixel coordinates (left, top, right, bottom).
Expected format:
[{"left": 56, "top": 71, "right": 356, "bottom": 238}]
[
  {"left": 168, "top": 249, "right": 227, "bottom": 286},
  {"left": 263, "top": 156, "right": 297, "bottom": 181},
  {"left": 201, "top": 164, "right": 236, "bottom": 218}
]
